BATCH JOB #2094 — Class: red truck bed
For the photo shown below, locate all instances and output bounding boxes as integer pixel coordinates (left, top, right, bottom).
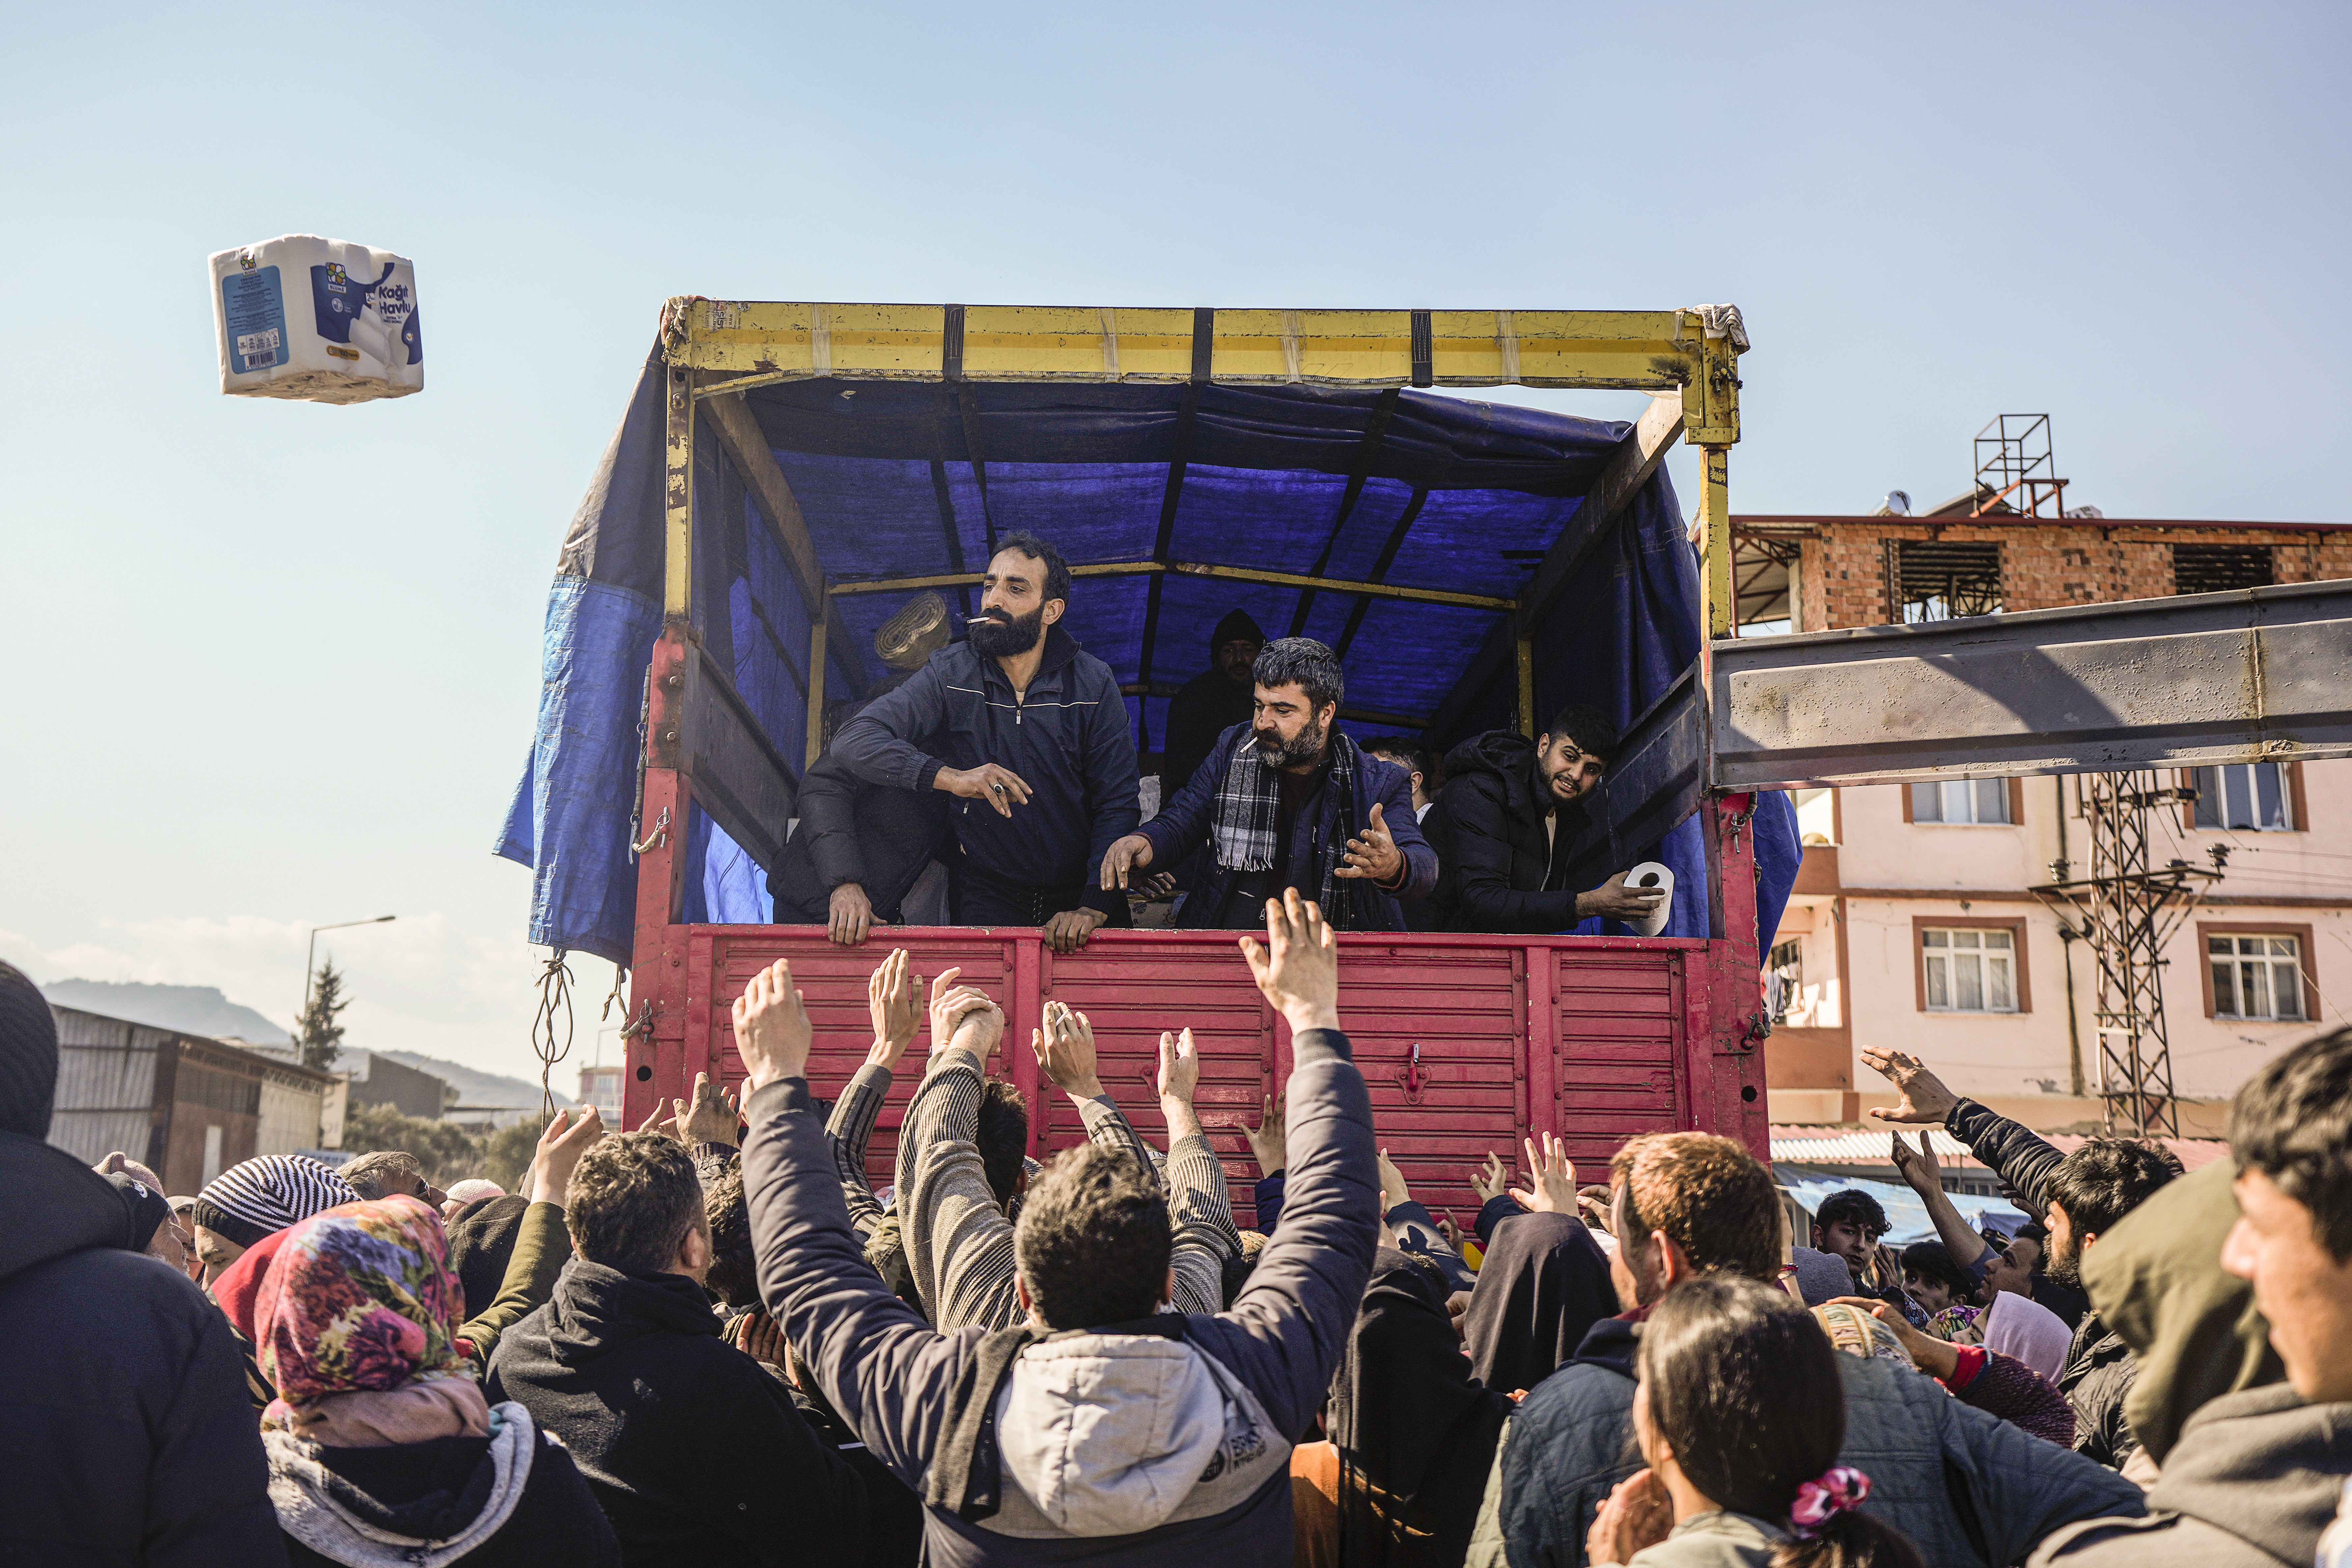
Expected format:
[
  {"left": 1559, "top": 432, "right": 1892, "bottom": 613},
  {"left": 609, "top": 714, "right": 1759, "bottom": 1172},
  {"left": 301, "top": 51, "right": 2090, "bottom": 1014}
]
[{"left": 623, "top": 912, "right": 1768, "bottom": 1221}]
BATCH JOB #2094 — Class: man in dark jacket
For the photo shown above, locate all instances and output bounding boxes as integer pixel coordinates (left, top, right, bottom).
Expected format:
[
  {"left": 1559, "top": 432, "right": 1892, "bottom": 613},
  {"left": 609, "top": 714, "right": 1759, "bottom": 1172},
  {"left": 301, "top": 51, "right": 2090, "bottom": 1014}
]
[
  {"left": 2030, "top": 1027, "right": 2352, "bottom": 1568},
  {"left": 771, "top": 593, "right": 956, "bottom": 945},
  {"left": 483, "top": 1130, "right": 866, "bottom": 1567},
  {"left": 734, "top": 891, "right": 1380, "bottom": 1568},
  {"left": 1468, "top": 1127, "right": 2144, "bottom": 1568},
  {"left": 0, "top": 960, "right": 288, "bottom": 1567},
  {"left": 832, "top": 531, "right": 1141, "bottom": 953},
  {"left": 1423, "top": 708, "right": 1668, "bottom": 933},
  {"left": 1867, "top": 1045, "right": 2178, "bottom": 1468},
  {"left": 1100, "top": 637, "right": 1436, "bottom": 932},
  {"left": 1161, "top": 607, "right": 1265, "bottom": 799}
]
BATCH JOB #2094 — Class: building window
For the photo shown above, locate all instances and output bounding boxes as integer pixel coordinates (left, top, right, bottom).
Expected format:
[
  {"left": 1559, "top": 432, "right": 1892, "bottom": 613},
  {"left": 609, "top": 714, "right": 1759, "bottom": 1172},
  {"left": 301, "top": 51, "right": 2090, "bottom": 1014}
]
[
  {"left": 1923, "top": 928, "right": 2017, "bottom": 1012},
  {"left": 2193, "top": 763, "right": 2295, "bottom": 831},
  {"left": 1911, "top": 779, "right": 2013, "bottom": 825},
  {"left": 2174, "top": 543, "right": 2274, "bottom": 595},
  {"left": 1766, "top": 939, "right": 1802, "bottom": 1022},
  {"left": 2211, "top": 934, "right": 2306, "bottom": 1021},
  {"left": 1894, "top": 540, "right": 2002, "bottom": 622}
]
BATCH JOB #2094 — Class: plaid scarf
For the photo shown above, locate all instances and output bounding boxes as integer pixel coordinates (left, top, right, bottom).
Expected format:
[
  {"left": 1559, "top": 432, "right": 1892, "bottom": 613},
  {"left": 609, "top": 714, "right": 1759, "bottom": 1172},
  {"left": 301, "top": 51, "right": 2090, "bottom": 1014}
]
[{"left": 1210, "top": 731, "right": 1374, "bottom": 928}]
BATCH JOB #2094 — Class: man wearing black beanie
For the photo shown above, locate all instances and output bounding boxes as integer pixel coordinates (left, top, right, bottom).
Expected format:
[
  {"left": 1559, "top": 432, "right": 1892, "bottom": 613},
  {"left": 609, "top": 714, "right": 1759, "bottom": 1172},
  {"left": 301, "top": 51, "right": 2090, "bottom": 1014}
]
[{"left": 0, "top": 960, "right": 287, "bottom": 1564}]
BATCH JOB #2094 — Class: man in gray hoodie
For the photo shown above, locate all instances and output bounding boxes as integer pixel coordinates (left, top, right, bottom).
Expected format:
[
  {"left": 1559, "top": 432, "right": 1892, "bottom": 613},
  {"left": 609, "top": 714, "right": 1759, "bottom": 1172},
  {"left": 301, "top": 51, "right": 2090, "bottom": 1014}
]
[
  {"left": 737, "top": 889, "right": 1380, "bottom": 1567},
  {"left": 2031, "top": 1027, "right": 2352, "bottom": 1568}
]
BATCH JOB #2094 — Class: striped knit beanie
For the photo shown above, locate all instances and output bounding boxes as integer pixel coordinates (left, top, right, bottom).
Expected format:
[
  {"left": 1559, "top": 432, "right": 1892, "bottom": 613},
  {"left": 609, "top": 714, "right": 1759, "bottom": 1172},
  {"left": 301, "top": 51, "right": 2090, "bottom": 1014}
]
[
  {"left": 0, "top": 961, "right": 59, "bottom": 1139},
  {"left": 193, "top": 1155, "right": 358, "bottom": 1249}
]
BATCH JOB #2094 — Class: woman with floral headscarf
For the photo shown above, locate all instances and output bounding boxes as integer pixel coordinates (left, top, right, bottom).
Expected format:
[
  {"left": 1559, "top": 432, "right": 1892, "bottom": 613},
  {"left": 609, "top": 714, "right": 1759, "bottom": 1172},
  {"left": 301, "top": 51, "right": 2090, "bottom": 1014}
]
[{"left": 256, "top": 1195, "right": 617, "bottom": 1568}]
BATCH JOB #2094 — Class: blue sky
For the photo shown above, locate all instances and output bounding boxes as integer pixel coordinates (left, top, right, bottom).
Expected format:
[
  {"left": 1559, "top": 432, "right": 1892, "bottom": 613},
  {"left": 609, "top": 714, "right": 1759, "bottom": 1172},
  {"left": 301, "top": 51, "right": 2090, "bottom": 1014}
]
[{"left": 2, "top": 1, "right": 2343, "bottom": 1086}]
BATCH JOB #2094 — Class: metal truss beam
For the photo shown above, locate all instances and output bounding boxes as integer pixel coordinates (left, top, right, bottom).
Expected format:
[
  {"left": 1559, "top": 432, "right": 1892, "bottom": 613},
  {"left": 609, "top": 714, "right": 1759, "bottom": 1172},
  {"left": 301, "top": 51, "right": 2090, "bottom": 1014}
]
[{"left": 1711, "top": 580, "right": 2352, "bottom": 790}]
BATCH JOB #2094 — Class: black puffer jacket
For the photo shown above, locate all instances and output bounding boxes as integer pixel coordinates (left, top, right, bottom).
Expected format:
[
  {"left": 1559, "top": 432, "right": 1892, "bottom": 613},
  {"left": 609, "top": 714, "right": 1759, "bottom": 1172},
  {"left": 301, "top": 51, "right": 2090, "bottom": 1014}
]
[
  {"left": 484, "top": 1260, "right": 865, "bottom": 1567},
  {"left": 1946, "top": 1098, "right": 2145, "bottom": 1467},
  {"left": 768, "top": 745, "right": 952, "bottom": 923},
  {"left": 1425, "top": 730, "right": 1589, "bottom": 932},
  {"left": 0, "top": 1130, "right": 287, "bottom": 1566}
]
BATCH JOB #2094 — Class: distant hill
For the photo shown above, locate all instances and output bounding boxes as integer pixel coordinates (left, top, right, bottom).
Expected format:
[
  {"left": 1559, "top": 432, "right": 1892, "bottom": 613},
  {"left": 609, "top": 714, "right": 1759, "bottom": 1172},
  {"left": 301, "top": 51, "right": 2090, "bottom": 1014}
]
[
  {"left": 39, "top": 979, "right": 291, "bottom": 1045},
  {"left": 371, "top": 1051, "right": 550, "bottom": 1111}
]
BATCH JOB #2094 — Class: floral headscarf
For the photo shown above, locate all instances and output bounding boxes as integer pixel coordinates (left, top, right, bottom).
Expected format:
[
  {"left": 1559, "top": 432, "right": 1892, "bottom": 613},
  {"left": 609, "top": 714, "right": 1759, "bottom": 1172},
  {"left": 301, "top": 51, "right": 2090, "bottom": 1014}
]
[{"left": 256, "top": 1195, "right": 468, "bottom": 1426}]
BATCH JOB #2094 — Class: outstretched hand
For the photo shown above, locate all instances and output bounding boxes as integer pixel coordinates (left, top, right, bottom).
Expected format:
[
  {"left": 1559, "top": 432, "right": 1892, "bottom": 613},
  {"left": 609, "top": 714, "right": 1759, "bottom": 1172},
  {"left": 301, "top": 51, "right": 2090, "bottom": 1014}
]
[
  {"left": 527, "top": 1106, "right": 607, "bottom": 1206},
  {"left": 1245, "top": 1090, "right": 1287, "bottom": 1178},
  {"left": 1033, "top": 1000, "right": 1104, "bottom": 1100},
  {"left": 926, "top": 966, "right": 1003, "bottom": 1067},
  {"left": 1156, "top": 1027, "right": 1201, "bottom": 1106},
  {"left": 1509, "top": 1132, "right": 1578, "bottom": 1214},
  {"left": 1888, "top": 1130, "right": 1940, "bottom": 1193},
  {"left": 673, "top": 1071, "right": 740, "bottom": 1148},
  {"left": 1862, "top": 1046, "right": 1960, "bottom": 1125},
  {"left": 1469, "top": 1150, "right": 1513, "bottom": 1205},
  {"left": 1377, "top": 1147, "right": 1412, "bottom": 1212},
  {"left": 733, "top": 959, "right": 814, "bottom": 1091},
  {"left": 1335, "top": 801, "right": 1403, "bottom": 884},
  {"left": 866, "top": 948, "right": 920, "bottom": 1069},
  {"left": 1239, "top": 888, "right": 1340, "bottom": 1034}
]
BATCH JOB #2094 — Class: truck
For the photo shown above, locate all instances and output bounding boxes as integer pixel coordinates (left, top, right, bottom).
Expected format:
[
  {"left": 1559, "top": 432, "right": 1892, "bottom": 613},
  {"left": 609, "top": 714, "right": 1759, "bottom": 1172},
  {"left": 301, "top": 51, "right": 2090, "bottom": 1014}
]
[{"left": 497, "top": 299, "right": 2350, "bottom": 1205}]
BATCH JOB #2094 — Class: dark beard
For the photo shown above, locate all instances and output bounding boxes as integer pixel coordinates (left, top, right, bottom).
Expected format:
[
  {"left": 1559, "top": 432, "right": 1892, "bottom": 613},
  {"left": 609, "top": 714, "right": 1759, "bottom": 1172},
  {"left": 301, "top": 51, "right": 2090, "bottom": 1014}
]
[
  {"left": 2043, "top": 1240, "right": 2083, "bottom": 1291},
  {"left": 968, "top": 607, "right": 1043, "bottom": 658},
  {"left": 1256, "top": 718, "right": 1326, "bottom": 769}
]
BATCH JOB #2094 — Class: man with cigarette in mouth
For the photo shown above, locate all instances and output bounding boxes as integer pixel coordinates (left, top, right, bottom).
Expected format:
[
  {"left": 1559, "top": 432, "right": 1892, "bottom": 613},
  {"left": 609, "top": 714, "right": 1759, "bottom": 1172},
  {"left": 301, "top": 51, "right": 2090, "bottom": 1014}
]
[{"left": 832, "top": 531, "right": 1141, "bottom": 951}]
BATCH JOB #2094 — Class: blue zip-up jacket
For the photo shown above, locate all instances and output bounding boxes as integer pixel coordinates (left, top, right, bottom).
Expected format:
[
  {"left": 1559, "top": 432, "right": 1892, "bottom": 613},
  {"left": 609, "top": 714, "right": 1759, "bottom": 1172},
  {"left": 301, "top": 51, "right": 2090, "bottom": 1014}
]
[
  {"left": 1139, "top": 724, "right": 1436, "bottom": 931},
  {"left": 831, "top": 626, "right": 1140, "bottom": 916}
]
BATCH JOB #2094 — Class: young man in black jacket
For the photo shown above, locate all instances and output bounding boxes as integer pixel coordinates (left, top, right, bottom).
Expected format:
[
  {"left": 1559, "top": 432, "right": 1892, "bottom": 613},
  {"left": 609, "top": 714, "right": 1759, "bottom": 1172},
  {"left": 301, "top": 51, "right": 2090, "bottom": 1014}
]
[
  {"left": 0, "top": 960, "right": 288, "bottom": 1568},
  {"left": 1423, "top": 704, "right": 1667, "bottom": 933},
  {"left": 831, "top": 531, "right": 1141, "bottom": 953},
  {"left": 483, "top": 1131, "right": 866, "bottom": 1567}
]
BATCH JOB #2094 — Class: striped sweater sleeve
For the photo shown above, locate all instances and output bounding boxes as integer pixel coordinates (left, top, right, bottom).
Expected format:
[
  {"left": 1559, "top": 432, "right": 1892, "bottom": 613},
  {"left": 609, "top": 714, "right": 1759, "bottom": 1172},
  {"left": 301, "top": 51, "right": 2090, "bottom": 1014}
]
[
  {"left": 1075, "top": 1093, "right": 1161, "bottom": 1178},
  {"left": 894, "top": 1047, "right": 1022, "bottom": 1332},
  {"left": 1165, "top": 1130, "right": 1242, "bottom": 1316},
  {"left": 825, "top": 1062, "right": 893, "bottom": 1237}
]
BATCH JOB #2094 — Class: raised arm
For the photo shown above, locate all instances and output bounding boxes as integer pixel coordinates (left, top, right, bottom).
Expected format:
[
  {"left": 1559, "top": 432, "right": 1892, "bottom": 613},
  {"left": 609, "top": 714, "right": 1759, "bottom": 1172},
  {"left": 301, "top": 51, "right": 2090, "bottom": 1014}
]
[
  {"left": 1865, "top": 1047, "right": 2065, "bottom": 1213},
  {"left": 459, "top": 1106, "right": 600, "bottom": 1367},
  {"left": 1156, "top": 1026, "right": 1242, "bottom": 1315},
  {"left": 1185, "top": 892, "right": 1381, "bottom": 1438},
  {"left": 826, "top": 949, "right": 920, "bottom": 1235},
  {"left": 1886, "top": 1130, "right": 1995, "bottom": 1274},
  {"left": 1380, "top": 1146, "right": 1476, "bottom": 1295},
  {"left": 733, "top": 957, "right": 975, "bottom": 1494},
  {"left": 892, "top": 969, "right": 1025, "bottom": 1331}
]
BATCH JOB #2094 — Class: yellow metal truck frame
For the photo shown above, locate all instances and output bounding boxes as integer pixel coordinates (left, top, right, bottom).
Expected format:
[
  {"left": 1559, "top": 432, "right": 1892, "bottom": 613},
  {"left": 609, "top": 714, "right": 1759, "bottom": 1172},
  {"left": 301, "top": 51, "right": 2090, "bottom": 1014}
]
[{"left": 655, "top": 300, "right": 1745, "bottom": 763}]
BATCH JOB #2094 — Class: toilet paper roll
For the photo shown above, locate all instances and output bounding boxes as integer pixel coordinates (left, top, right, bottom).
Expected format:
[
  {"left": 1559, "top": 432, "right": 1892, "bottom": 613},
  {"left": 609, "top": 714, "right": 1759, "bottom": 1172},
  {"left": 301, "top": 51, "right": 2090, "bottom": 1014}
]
[
  {"left": 1624, "top": 860, "right": 1674, "bottom": 937},
  {"left": 210, "top": 234, "right": 422, "bottom": 404}
]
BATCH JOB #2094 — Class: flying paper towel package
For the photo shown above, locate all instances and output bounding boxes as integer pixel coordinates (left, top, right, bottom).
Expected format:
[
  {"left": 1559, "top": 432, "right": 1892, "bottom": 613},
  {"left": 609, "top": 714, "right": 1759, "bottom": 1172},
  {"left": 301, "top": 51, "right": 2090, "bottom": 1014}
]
[{"left": 209, "top": 235, "right": 422, "bottom": 403}]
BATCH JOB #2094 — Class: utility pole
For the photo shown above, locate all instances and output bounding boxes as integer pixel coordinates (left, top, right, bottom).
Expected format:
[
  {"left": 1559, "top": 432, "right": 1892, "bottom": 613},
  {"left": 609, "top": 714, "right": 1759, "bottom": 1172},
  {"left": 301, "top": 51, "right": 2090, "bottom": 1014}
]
[{"left": 2030, "top": 772, "right": 2216, "bottom": 1136}]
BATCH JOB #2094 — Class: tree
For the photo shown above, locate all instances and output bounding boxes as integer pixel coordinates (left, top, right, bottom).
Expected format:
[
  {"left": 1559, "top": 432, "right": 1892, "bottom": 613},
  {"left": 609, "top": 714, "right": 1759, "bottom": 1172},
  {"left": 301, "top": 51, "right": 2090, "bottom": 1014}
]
[
  {"left": 339, "top": 1100, "right": 487, "bottom": 1187},
  {"left": 292, "top": 958, "right": 352, "bottom": 1072},
  {"left": 480, "top": 1117, "right": 544, "bottom": 1194}
]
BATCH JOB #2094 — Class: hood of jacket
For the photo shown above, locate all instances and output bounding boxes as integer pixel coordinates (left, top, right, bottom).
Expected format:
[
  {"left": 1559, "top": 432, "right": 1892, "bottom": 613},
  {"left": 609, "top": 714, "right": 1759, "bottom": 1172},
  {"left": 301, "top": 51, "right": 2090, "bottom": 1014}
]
[
  {"left": 2142, "top": 1384, "right": 2352, "bottom": 1566},
  {"left": 2085, "top": 1160, "right": 2284, "bottom": 1464},
  {"left": 267, "top": 1401, "right": 538, "bottom": 1568},
  {"left": 539, "top": 1258, "right": 719, "bottom": 1369},
  {"left": 0, "top": 1129, "right": 135, "bottom": 1285},
  {"left": 1568, "top": 1310, "right": 1643, "bottom": 1378},
  {"left": 982, "top": 1332, "right": 1291, "bottom": 1539},
  {"left": 1441, "top": 730, "right": 1541, "bottom": 812}
]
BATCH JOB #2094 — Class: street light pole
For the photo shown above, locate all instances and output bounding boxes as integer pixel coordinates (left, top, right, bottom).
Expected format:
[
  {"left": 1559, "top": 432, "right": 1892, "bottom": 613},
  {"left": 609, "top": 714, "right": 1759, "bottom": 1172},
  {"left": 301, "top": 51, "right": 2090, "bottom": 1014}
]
[{"left": 301, "top": 916, "right": 398, "bottom": 1021}]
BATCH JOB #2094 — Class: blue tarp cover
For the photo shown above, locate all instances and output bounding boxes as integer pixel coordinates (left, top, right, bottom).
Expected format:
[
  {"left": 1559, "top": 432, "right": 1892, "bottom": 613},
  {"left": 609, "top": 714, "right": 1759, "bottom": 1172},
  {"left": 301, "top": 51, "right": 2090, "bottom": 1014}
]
[{"left": 498, "top": 349, "right": 1800, "bottom": 964}]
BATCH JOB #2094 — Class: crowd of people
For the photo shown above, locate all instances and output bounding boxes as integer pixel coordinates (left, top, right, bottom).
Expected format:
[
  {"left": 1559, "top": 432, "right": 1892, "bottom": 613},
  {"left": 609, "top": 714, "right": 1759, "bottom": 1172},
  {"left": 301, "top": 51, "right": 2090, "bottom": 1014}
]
[
  {"left": 767, "top": 530, "right": 1670, "bottom": 950},
  {"left": 3, "top": 898, "right": 2349, "bottom": 1568}
]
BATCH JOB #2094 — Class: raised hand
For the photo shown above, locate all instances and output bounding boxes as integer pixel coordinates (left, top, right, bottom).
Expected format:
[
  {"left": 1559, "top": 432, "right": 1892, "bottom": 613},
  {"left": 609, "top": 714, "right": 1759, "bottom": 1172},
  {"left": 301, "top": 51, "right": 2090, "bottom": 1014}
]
[
  {"left": 674, "top": 1071, "right": 740, "bottom": 1148},
  {"left": 1469, "top": 1150, "right": 1513, "bottom": 1205},
  {"left": 866, "top": 948, "right": 920, "bottom": 1069},
  {"left": 1244, "top": 1090, "right": 1287, "bottom": 1178},
  {"left": 733, "top": 958, "right": 814, "bottom": 1091},
  {"left": 1335, "top": 801, "right": 1403, "bottom": 884},
  {"left": 925, "top": 966, "right": 1001, "bottom": 1063},
  {"left": 1156, "top": 1027, "right": 1201, "bottom": 1105},
  {"left": 1509, "top": 1132, "right": 1578, "bottom": 1214},
  {"left": 527, "top": 1106, "right": 607, "bottom": 1206},
  {"left": 1032, "top": 1000, "right": 1103, "bottom": 1099},
  {"left": 1239, "top": 888, "right": 1340, "bottom": 1034},
  {"left": 637, "top": 1103, "right": 679, "bottom": 1138},
  {"left": 1377, "top": 1147, "right": 1412, "bottom": 1212},
  {"left": 1862, "top": 1046, "right": 1961, "bottom": 1125},
  {"left": 1888, "top": 1130, "right": 1940, "bottom": 1193}
]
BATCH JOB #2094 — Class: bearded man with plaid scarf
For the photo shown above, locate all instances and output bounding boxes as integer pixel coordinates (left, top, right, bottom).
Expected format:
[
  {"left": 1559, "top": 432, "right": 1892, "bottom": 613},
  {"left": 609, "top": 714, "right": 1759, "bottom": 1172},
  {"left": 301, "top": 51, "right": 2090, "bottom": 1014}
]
[{"left": 1102, "top": 638, "right": 1436, "bottom": 931}]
